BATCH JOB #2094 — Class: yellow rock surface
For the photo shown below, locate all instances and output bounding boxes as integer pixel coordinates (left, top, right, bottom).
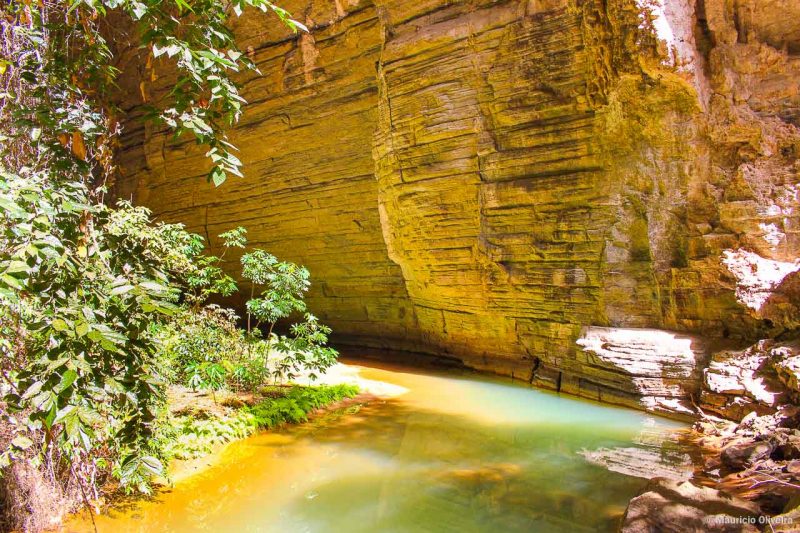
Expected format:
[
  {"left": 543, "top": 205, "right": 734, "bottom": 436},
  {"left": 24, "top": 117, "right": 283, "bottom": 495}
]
[{"left": 115, "top": 0, "right": 800, "bottom": 416}]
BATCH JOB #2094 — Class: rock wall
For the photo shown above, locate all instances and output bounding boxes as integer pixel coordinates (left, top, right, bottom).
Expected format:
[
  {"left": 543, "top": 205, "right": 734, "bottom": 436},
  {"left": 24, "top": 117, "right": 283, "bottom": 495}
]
[{"left": 115, "top": 0, "right": 800, "bottom": 417}]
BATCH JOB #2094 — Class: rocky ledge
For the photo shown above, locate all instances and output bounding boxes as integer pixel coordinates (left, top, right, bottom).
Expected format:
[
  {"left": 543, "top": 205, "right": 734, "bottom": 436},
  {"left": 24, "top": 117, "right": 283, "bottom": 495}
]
[
  {"left": 571, "top": 326, "right": 706, "bottom": 418},
  {"left": 700, "top": 340, "right": 799, "bottom": 422},
  {"left": 621, "top": 340, "right": 800, "bottom": 531}
]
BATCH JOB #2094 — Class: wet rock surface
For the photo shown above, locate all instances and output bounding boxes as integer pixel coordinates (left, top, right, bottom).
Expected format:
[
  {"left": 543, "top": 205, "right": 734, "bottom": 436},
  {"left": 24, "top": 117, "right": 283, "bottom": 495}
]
[
  {"left": 690, "top": 410, "right": 800, "bottom": 517},
  {"left": 720, "top": 441, "right": 774, "bottom": 472},
  {"left": 620, "top": 340, "right": 800, "bottom": 531}
]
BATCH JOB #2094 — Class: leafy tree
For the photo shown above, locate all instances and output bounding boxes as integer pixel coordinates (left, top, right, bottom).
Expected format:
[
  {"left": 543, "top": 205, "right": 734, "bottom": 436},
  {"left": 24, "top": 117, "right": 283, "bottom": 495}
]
[
  {"left": 274, "top": 314, "right": 338, "bottom": 382},
  {"left": 242, "top": 249, "right": 310, "bottom": 336},
  {"left": 1, "top": 0, "right": 307, "bottom": 187},
  {"left": 0, "top": 177, "right": 192, "bottom": 493},
  {"left": 0, "top": 0, "right": 307, "bottom": 501}
]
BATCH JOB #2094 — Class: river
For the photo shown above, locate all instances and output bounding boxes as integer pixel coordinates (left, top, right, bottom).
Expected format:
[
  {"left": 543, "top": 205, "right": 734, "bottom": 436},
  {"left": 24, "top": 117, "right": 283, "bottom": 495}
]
[{"left": 62, "top": 360, "right": 691, "bottom": 532}]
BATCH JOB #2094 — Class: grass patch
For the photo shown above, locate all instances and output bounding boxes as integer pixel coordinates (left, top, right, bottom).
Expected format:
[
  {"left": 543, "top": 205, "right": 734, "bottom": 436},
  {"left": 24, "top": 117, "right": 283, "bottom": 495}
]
[
  {"left": 245, "top": 384, "right": 359, "bottom": 428},
  {"left": 165, "top": 384, "right": 359, "bottom": 461}
]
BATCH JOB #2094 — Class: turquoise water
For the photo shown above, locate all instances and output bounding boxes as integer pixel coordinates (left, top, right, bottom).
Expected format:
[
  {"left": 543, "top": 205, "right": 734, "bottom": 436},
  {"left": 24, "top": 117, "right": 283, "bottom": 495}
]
[{"left": 64, "top": 361, "right": 689, "bottom": 532}]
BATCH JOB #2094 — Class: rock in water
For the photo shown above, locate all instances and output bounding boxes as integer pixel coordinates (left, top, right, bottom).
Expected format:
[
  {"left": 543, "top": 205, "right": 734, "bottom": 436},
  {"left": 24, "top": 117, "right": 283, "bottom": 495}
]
[{"left": 621, "top": 478, "right": 761, "bottom": 533}]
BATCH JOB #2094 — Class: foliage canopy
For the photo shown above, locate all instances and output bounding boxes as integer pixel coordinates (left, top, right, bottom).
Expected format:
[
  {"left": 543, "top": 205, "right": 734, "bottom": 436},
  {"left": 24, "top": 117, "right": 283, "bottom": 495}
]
[{"left": 0, "top": 0, "right": 328, "bottom": 517}]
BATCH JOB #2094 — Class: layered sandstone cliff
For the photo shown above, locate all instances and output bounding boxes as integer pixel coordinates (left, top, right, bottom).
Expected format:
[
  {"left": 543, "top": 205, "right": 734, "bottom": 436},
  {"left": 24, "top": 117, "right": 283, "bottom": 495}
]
[{"left": 115, "top": 0, "right": 800, "bottom": 417}]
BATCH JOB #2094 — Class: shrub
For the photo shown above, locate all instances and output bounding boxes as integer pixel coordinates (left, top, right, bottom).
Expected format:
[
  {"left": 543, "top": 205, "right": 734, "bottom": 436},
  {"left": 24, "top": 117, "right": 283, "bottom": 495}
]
[
  {"left": 157, "top": 227, "right": 339, "bottom": 395},
  {"left": 0, "top": 176, "right": 189, "bottom": 494},
  {"left": 0, "top": 0, "right": 312, "bottom": 526}
]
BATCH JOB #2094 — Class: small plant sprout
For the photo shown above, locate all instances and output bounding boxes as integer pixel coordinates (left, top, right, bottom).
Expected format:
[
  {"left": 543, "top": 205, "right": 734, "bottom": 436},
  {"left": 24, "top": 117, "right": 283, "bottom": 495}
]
[{"left": 219, "top": 226, "right": 248, "bottom": 250}]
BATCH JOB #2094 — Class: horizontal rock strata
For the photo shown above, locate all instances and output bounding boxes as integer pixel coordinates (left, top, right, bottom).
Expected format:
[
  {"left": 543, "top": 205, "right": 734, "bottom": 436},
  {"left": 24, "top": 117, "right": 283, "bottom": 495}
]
[
  {"left": 573, "top": 326, "right": 706, "bottom": 416},
  {"left": 115, "top": 0, "right": 800, "bottom": 418}
]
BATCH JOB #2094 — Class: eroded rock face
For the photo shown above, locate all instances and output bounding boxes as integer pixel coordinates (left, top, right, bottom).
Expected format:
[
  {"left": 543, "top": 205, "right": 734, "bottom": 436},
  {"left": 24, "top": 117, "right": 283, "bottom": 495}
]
[
  {"left": 115, "top": 0, "right": 800, "bottom": 416},
  {"left": 572, "top": 326, "right": 706, "bottom": 415},
  {"left": 700, "top": 340, "right": 798, "bottom": 420}
]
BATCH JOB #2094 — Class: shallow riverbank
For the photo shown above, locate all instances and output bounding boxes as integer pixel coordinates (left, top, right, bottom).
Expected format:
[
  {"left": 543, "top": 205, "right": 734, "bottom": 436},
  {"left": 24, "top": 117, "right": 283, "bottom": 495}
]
[
  {"left": 166, "top": 356, "right": 416, "bottom": 481},
  {"left": 61, "top": 360, "right": 690, "bottom": 532}
]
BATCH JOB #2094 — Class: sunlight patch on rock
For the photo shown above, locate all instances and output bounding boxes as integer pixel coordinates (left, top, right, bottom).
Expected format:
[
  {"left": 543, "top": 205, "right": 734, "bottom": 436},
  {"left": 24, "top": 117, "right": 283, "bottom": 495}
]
[{"left": 722, "top": 249, "right": 800, "bottom": 311}]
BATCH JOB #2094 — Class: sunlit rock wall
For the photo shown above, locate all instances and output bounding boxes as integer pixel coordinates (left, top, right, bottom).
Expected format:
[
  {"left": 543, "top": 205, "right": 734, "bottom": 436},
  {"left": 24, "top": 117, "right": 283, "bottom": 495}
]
[{"left": 115, "top": 0, "right": 800, "bottom": 416}]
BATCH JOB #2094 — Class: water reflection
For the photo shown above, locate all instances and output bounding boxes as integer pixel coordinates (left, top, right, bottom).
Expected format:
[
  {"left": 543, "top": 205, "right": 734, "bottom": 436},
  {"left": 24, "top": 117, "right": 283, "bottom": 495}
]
[{"left": 62, "top": 361, "right": 689, "bottom": 533}]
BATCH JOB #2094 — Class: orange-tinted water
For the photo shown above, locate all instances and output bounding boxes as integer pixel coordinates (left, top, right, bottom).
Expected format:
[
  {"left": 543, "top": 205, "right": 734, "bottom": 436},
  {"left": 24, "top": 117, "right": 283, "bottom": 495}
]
[{"left": 62, "top": 361, "right": 687, "bottom": 532}]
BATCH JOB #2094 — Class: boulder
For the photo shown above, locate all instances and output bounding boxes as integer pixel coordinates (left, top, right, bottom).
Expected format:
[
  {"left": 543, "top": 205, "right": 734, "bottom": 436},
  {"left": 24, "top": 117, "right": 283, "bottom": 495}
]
[
  {"left": 621, "top": 478, "right": 761, "bottom": 533},
  {"left": 720, "top": 440, "right": 775, "bottom": 471},
  {"left": 784, "top": 460, "right": 800, "bottom": 476},
  {"left": 771, "top": 504, "right": 800, "bottom": 533},
  {"left": 777, "top": 436, "right": 800, "bottom": 461}
]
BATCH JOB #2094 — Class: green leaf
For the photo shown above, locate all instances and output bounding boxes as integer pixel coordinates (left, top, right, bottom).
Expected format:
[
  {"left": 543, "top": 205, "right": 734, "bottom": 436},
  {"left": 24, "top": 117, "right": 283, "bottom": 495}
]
[
  {"left": 75, "top": 322, "right": 90, "bottom": 337},
  {"left": 211, "top": 167, "right": 227, "bottom": 186},
  {"left": 110, "top": 284, "right": 135, "bottom": 296},
  {"left": 56, "top": 369, "right": 78, "bottom": 394},
  {"left": 72, "top": 357, "right": 92, "bottom": 373},
  {"left": 174, "top": 0, "right": 194, "bottom": 13},
  {"left": 140, "top": 281, "right": 169, "bottom": 294},
  {"left": 1, "top": 274, "right": 24, "bottom": 290},
  {"left": 77, "top": 407, "right": 104, "bottom": 426},
  {"left": 140, "top": 455, "right": 164, "bottom": 476},
  {"left": 54, "top": 405, "right": 76, "bottom": 424},
  {"left": 288, "top": 19, "right": 309, "bottom": 33},
  {"left": 52, "top": 318, "right": 69, "bottom": 332},
  {"left": 100, "top": 329, "right": 127, "bottom": 345},
  {"left": 4, "top": 260, "right": 30, "bottom": 274},
  {"left": 130, "top": 1, "right": 147, "bottom": 19},
  {"left": 21, "top": 381, "right": 43, "bottom": 401},
  {"left": 153, "top": 300, "right": 180, "bottom": 315},
  {"left": 0, "top": 197, "right": 27, "bottom": 218},
  {"left": 32, "top": 390, "right": 54, "bottom": 413},
  {"left": 46, "top": 356, "right": 70, "bottom": 373}
]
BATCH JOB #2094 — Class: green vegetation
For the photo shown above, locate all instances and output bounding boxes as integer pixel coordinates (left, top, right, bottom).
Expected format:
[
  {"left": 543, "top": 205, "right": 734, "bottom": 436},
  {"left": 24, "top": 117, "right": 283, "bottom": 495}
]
[
  {"left": 165, "top": 385, "right": 359, "bottom": 461},
  {"left": 157, "top": 227, "right": 338, "bottom": 397},
  {"left": 0, "top": 187, "right": 344, "bottom": 519},
  {"left": 244, "top": 385, "right": 359, "bottom": 428},
  {"left": 0, "top": 1, "right": 346, "bottom": 531}
]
